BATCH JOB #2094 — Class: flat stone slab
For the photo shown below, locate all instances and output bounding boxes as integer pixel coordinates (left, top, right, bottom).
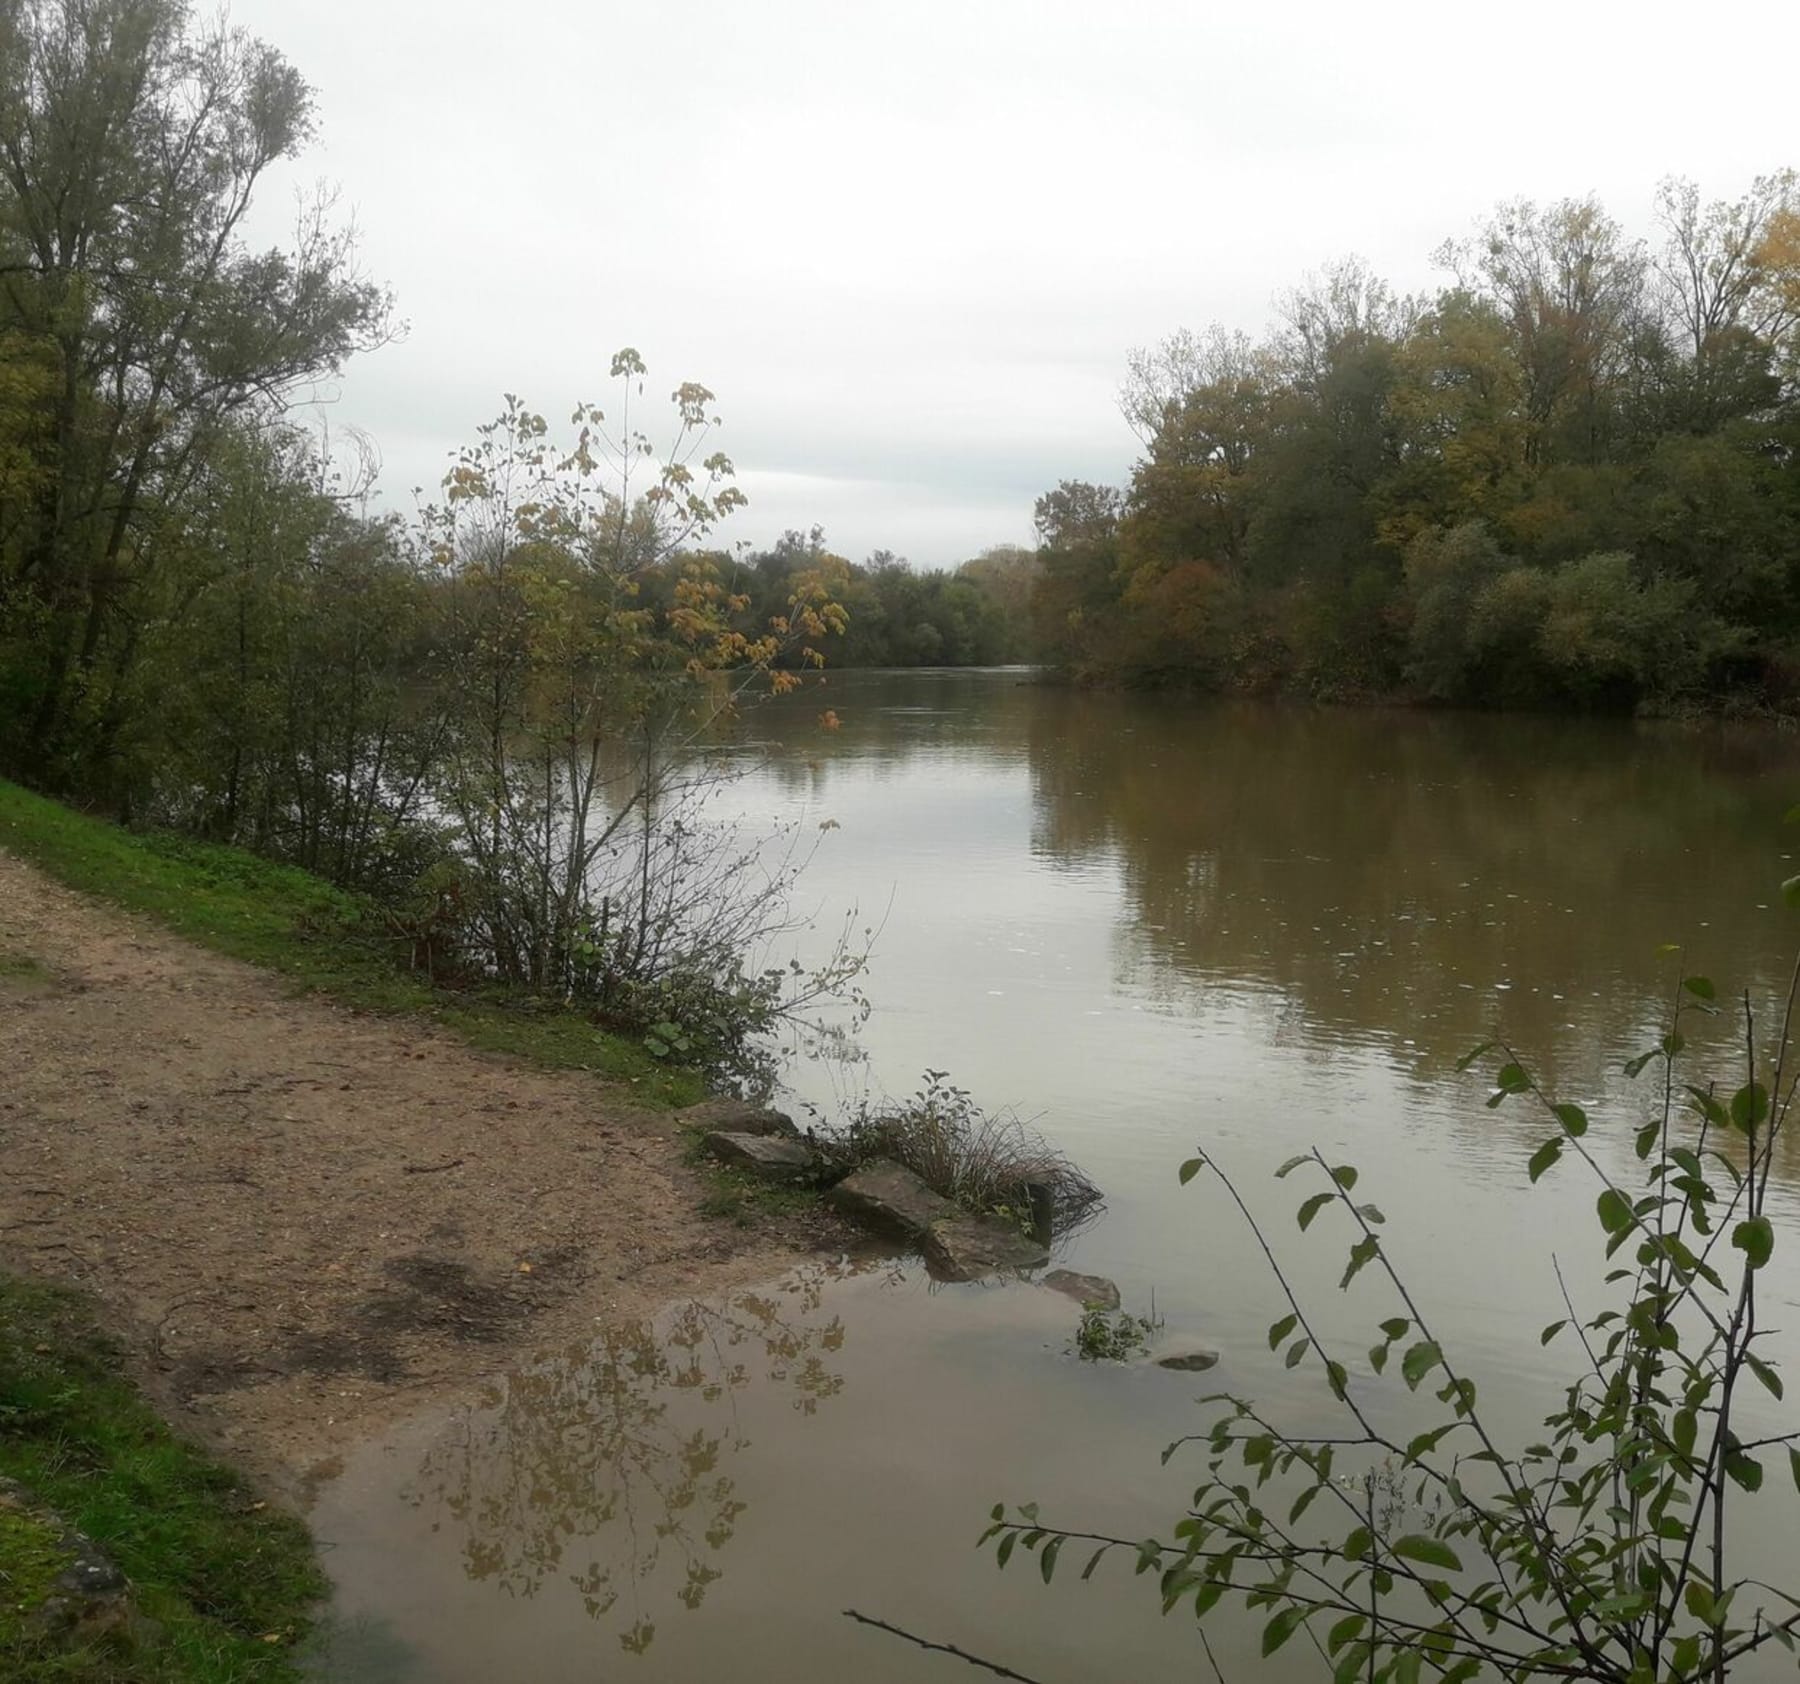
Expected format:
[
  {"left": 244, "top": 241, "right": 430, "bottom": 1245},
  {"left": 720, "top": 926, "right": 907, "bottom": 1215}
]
[
  {"left": 825, "top": 1160, "right": 957, "bottom": 1238},
  {"left": 680, "top": 1099, "right": 798, "bottom": 1137},
  {"left": 1041, "top": 1269, "right": 1120, "bottom": 1310},
  {"left": 703, "top": 1131, "right": 819, "bottom": 1183},
  {"left": 923, "top": 1214, "right": 1051, "bottom": 1283},
  {"left": 1149, "top": 1337, "right": 1220, "bottom": 1373}
]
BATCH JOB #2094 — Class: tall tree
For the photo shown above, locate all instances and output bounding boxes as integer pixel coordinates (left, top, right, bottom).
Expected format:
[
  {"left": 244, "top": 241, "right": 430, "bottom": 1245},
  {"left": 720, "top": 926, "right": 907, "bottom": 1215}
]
[{"left": 0, "top": 0, "right": 389, "bottom": 785}]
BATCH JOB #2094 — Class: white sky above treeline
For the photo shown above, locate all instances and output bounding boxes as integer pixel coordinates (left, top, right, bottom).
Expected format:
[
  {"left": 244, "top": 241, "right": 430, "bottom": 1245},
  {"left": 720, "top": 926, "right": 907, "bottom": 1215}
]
[{"left": 232, "top": 0, "right": 1800, "bottom": 568}]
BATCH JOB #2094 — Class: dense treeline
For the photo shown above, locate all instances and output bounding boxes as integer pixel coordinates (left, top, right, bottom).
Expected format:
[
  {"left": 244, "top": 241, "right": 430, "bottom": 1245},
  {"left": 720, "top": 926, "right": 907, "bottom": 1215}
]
[
  {"left": 727, "top": 531, "right": 1038, "bottom": 668},
  {"left": 1033, "top": 181, "right": 1800, "bottom": 711}
]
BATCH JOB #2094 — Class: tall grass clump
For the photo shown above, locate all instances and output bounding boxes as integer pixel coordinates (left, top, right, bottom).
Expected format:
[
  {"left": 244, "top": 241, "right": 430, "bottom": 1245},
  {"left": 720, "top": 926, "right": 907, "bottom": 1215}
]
[{"left": 824, "top": 1071, "right": 1102, "bottom": 1234}]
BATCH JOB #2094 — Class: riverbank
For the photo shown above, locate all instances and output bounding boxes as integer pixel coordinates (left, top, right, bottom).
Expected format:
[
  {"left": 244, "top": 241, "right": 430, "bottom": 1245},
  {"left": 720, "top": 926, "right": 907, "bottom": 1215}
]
[
  {"left": 0, "top": 778, "right": 709, "bottom": 1105},
  {"left": 1, "top": 1275, "right": 325, "bottom": 1682},
  {"left": 0, "top": 798, "right": 867, "bottom": 1675}
]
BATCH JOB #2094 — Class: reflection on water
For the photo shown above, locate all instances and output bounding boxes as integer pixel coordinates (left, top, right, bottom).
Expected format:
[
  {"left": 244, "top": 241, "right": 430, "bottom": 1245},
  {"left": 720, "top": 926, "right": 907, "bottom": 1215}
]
[
  {"left": 312, "top": 675, "right": 1800, "bottom": 1681},
  {"left": 343, "top": 1267, "right": 860, "bottom": 1670}
]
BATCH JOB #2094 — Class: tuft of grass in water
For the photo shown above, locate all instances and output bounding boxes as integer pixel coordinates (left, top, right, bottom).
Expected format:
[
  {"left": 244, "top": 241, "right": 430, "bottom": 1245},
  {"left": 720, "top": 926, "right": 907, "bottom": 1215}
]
[
  {"left": 0, "top": 779, "right": 703, "bottom": 1106},
  {"left": 1069, "top": 1304, "right": 1161, "bottom": 1363},
  {"left": 0, "top": 1274, "right": 325, "bottom": 1682}
]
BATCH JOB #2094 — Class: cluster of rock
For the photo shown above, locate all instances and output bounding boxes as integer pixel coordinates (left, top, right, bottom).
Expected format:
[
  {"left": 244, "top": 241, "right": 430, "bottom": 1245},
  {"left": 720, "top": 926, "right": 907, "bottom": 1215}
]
[
  {"left": 683, "top": 1099, "right": 1049, "bottom": 1283},
  {"left": 681, "top": 1100, "right": 1219, "bottom": 1370}
]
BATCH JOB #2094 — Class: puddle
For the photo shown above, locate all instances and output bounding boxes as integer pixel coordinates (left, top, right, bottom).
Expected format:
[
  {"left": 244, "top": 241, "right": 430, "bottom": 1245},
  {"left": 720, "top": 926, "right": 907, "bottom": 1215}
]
[{"left": 304, "top": 1260, "right": 1238, "bottom": 1681}]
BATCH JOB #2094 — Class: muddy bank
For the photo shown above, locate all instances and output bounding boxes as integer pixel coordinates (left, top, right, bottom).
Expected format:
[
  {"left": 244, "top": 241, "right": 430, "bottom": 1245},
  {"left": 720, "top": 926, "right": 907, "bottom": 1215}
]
[{"left": 0, "top": 850, "right": 847, "bottom": 1497}]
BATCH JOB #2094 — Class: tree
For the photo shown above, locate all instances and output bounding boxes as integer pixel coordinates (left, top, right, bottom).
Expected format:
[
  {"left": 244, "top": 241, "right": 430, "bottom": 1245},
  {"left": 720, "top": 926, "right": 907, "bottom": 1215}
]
[{"left": 0, "top": 0, "right": 390, "bottom": 787}]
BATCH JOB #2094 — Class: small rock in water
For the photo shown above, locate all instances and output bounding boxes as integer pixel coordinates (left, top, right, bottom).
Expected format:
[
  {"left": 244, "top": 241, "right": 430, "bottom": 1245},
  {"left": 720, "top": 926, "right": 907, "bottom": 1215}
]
[
  {"left": 1150, "top": 1338, "right": 1220, "bottom": 1373},
  {"left": 1041, "top": 1269, "right": 1121, "bottom": 1310},
  {"left": 702, "top": 1131, "right": 818, "bottom": 1183}
]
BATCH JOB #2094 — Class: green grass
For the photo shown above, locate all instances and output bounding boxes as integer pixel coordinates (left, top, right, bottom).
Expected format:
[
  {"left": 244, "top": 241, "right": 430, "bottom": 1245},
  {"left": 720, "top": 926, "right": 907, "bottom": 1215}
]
[
  {"left": 0, "top": 1275, "right": 325, "bottom": 1682},
  {"left": 679, "top": 1128, "right": 824, "bottom": 1228},
  {"left": 0, "top": 779, "right": 704, "bottom": 1106}
]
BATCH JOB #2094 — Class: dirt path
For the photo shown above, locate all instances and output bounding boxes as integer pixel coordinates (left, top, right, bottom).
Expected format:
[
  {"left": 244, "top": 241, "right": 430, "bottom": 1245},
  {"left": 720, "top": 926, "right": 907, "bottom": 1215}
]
[{"left": 0, "top": 849, "right": 829, "bottom": 1496}]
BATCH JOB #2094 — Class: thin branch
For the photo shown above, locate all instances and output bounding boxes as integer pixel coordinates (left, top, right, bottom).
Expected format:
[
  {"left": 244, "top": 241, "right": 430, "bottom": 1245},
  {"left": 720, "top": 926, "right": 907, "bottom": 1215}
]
[{"left": 842, "top": 1612, "right": 1052, "bottom": 1683}]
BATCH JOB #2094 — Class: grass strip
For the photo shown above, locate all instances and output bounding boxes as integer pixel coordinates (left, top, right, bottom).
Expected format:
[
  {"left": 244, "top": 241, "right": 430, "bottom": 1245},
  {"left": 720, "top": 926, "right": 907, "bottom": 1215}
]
[{"left": 0, "top": 779, "right": 703, "bottom": 1105}]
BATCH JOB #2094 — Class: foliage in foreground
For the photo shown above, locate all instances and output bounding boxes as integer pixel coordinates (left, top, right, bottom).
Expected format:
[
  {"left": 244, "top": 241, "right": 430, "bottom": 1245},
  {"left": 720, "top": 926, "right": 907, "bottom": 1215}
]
[
  {"left": 0, "top": 1275, "right": 324, "bottom": 1683},
  {"left": 0, "top": 777, "right": 704, "bottom": 1104},
  {"left": 986, "top": 942, "right": 1800, "bottom": 1684}
]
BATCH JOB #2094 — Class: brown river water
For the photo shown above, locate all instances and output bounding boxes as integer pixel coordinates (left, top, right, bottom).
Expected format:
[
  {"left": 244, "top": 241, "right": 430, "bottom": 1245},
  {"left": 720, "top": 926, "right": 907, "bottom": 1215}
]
[{"left": 305, "top": 671, "right": 1800, "bottom": 1683}]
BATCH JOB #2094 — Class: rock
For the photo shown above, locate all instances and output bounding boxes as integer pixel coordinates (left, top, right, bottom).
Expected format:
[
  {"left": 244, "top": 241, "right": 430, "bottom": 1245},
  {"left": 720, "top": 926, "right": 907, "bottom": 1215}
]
[
  {"left": 922, "top": 1214, "right": 1051, "bottom": 1283},
  {"left": 680, "top": 1099, "right": 798, "bottom": 1137},
  {"left": 1149, "top": 1338, "right": 1220, "bottom": 1373},
  {"left": 825, "top": 1160, "right": 957, "bottom": 1238},
  {"left": 1, "top": 1476, "right": 154, "bottom": 1649},
  {"left": 702, "top": 1131, "right": 819, "bottom": 1183},
  {"left": 1041, "top": 1269, "right": 1121, "bottom": 1310}
]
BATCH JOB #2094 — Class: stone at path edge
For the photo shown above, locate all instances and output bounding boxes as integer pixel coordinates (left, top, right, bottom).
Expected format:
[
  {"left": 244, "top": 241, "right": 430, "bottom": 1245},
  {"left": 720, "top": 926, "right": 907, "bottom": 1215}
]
[{"left": 702, "top": 1131, "right": 820, "bottom": 1183}]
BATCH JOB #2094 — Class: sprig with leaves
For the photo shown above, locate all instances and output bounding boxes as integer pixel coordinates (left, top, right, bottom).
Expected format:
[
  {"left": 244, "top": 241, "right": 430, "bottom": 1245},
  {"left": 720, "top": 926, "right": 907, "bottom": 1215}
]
[{"left": 982, "top": 939, "right": 1800, "bottom": 1684}]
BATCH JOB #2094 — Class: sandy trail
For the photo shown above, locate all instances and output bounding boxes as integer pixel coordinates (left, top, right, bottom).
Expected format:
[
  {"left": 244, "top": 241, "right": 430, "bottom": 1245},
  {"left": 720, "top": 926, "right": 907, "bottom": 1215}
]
[{"left": 0, "top": 849, "right": 822, "bottom": 1495}]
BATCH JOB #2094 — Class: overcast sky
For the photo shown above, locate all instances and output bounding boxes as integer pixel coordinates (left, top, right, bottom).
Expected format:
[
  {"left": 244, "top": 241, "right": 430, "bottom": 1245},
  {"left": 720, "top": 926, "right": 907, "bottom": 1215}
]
[{"left": 231, "top": 0, "right": 1800, "bottom": 568}]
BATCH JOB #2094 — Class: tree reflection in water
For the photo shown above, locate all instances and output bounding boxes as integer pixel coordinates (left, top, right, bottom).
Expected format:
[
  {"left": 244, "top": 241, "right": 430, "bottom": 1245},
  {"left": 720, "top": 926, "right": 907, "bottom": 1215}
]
[{"left": 402, "top": 1261, "right": 877, "bottom": 1656}]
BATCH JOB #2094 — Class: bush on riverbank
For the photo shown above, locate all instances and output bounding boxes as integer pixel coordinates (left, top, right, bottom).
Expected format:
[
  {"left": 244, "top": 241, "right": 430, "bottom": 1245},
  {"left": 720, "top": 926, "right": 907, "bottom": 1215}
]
[{"left": 0, "top": 1275, "right": 323, "bottom": 1683}]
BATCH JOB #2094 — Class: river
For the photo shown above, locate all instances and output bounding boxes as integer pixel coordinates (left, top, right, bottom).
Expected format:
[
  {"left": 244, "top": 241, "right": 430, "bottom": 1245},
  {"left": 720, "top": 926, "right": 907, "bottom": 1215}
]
[{"left": 306, "top": 670, "right": 1800, "bottom": 1682}]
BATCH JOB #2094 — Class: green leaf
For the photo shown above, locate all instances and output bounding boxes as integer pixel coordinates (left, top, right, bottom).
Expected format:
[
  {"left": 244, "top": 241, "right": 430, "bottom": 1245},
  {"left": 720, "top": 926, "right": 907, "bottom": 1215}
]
[
  {"left": 1401, "top": 1340, "right": 1443, "bottom": 1388},
  {"left": 1732, "top": 1215, "right": 1774, "bottom": 1269},
  {"left": 1285, "top": 1337, "right": 1311, "bottom": 1369},
  {"left": 1379, "top": 1318, "right": 1410, "bottom": 1340},
  {"left": 1528, "top": 1138, "right": 1563, "bottom": 1183},
  {"left": 1596, "top": 1188, "right": 1633, "bottom": 1234},
  {"left": 1081, "top": 1545, "right": 1107, "bottom": 1582},
  {"left": 1747, "top": 1355, "right": 1783, "bottom": 1399},
  {"left": 1686, "top": 1580, "right": 1717, "bottom": 1624},
  {"left": 1340, "top": 1525, "right": 1371, "bottom": 1561},
  {"left": 1724, "top": 1450, "right": 1763, "bottom": 1492},
  {"left": 1262, "top": 1607, "right": 1306, "bottom": 1656},
  {"left": 1392, "top": 1534, "right": 1462, "bottom": 1572},
  {"left": 1730, "top": 1083, "right": 1770, "bottom": 1131},
  {"left": 996, "top": 1532, "right": 1015, "bottom": 1569},
  {"left": 1040, "top": 1535, "right": 1062, "bottom": 1583},
  {"left": 1682, "top": 975, "right": 1716, "bottom": 1001},
  {"left": 1297, "top": 1192, "right": 1333, "bottom": 1231},
  {"left": 1340, "top": 1235, "right": 1380, "bottom": 1289},
  {"left": 1784, "top": 873, "right": 1800, "bottom": 909},
  {"left": 1789, "top": 1446, "right": 1800, "bottom": 1495},
  {"left": 1178, "top": 1157, "right": 1204, "bottom": 1185},
  {"left": 1495, "top": 1062, "right": 1530, "bottom": 1093},
  {"left": 1331, "top": 1164, "right": 1359, "bottom": 1191},
  {"left": 1326, "top": 1614, "right": 1365, "bottom": 1655},
  {"left": 1454, "top": 1041, "right": 1494, "bottom": 1073},
  {"left": 1275, "top": 1154, "right": 1310, "bottom": 1178},
  {"left": 1539, "top": 1320, "right": 1566, "bottom": 1346},
  {"left": 1672, "top": 1409, "right": 1697, "bottom": 1458},
  {"left": 1553, "top": 1102, "right": 1589, "bottom": 1137},
  {"left": 1267, "top": 1312, "right": 1299, "bottom": 1351}
]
